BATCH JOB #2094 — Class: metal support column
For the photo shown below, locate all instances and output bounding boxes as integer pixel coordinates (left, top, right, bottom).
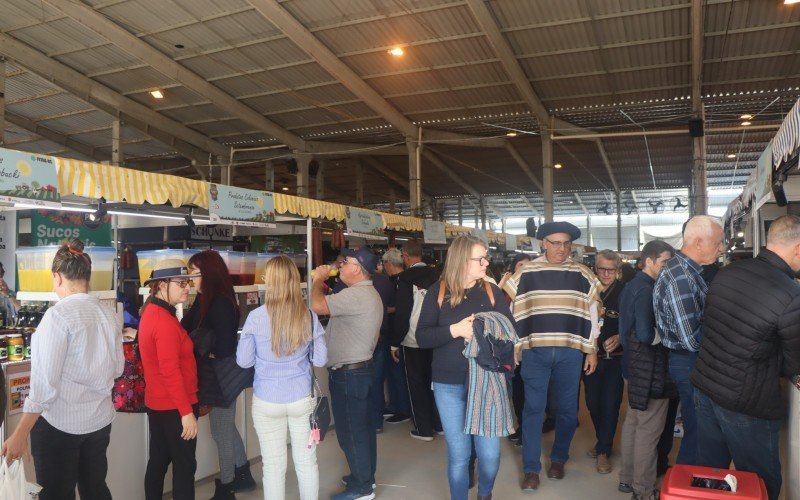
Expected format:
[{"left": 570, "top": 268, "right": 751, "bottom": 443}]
[
  {"left": 479, "top": 195, "right": 487, "bottom": 230},
  {"left": 457, "top": 198, "right": 463, "bottom": 227},
  {"left": 616, "top": 191, "right": 622, "bottom": 251},
  {"left": 692, "top": 109, "right": 708, "bottom": 215},
  {"left": 265, "top": 160, "right": 275, "bottom": 192},
  {"left": 691, "top": 0, "right": 707, "bottom": 215},
  {"left": 542, "top": 127, "right": 554, "bottom": 222},
  {"left": 587, "top": 216, "right": 593, "bottom": 247},
  {"left": 355, "top": 161, "right": 364, "bottom": 206},
  {"left": 0, "top": 58, "right": 5, "bottom": 146},
  {"left": 315, "top": 159, "right": 325, "bottom": 200},
  {"left": 295, "top": 153, "right": 311, "bottom": 198},
  {"left": 111, "top": 119, "right": 122, "bottom": 165},
  {"left": 407, "top": 135, "right": 422, "bottom": 216}
]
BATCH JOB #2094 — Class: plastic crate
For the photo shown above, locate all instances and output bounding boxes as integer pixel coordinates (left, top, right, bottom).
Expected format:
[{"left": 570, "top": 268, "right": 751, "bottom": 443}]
[{"left": 661, "top": 465, "right": 767, "bottom": 500}]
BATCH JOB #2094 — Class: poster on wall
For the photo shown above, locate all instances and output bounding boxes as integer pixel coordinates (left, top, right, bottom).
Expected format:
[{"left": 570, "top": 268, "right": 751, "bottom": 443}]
[
  {"left": 0, "top": 211, "right": 16, "bottom": 291},
  {"left": 505, "top": 234, "right": 517, "bottom": 252},
  {"left": 423, "top": 220, "right": 447, "bottom": 245},
  {"left": 31, "top": 210, "right": 112, "bottom": 246},
  {"left": 8, "top": 372, "right": 30, "bottom": 415},
  {"left": 208, "top": 184, "right": 276, "bottom": 227},
  {"left": 345, "top": 207, "right": 386, "bottom": 240},
  {"left": 0, "top": 148, "right": 61, "bottom": 208}
]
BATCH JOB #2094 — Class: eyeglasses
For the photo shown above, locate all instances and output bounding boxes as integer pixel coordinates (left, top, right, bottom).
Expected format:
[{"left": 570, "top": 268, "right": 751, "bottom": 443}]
[
  {"left": 469, "top": 256, "right": 490, "bottom": 266},
  {"left": 545, "top": 238, "right": 572, "bottom": 249},
  {"left": 169, "top": 279, "right": 192, "bottom": 288},
  {"left": 596, "top": 267, "right": 618, "bottom": 274}
]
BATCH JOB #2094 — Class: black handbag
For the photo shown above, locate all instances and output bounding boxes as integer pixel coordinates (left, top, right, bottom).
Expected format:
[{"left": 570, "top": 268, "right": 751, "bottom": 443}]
[
  {"left": 308, "top": 312, "right": 331, "bottom": 441},
  {"left": 212, "top": 356, "right": 255, "bottom": 407}
]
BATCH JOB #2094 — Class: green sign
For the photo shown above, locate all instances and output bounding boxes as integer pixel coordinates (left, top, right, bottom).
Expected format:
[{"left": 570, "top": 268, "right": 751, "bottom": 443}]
[
  {"left": 208, "top": 184, "right": 276, "bottom": 227},
  {"left": 345, "top": 207, "right": 385, "bottom": 239},
  {"left": 31, "top": 210, "right": 112, "bottom": 246},
  {"left": 0, "top": 148, "right": 61, "bottom": 207}
]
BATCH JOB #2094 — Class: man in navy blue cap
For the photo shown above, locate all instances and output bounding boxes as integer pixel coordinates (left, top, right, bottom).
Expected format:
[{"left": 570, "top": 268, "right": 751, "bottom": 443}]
[
  {"left": 311, "top": 246, "right": 383, "bottom": 500},
  {"left": 503, "top": 221, "right": 601, "bottom": 491}
]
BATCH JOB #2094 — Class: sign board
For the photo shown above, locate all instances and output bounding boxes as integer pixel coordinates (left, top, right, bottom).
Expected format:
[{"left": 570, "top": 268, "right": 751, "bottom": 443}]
[
  {"left": 505, "top": 234, "right": 517, "bottom": 252},
  {"left": 31, "top": 210, "right": 112, "bottom": 246},
  {"left": 189, "top": 225, "right": 234, "bottom": 241},
  {"left": 208, "top": 184, "right": 276, "bottom": 227},
  {"left": 8, "top": 372, "right": 30, "bottom": 415},
  {"left": 345, "top": 207, "right": 386, "bottom": 240},
  {"left": 473, "top": 229, "right": 489, "bottom": 245},
  {"left": 0, "top": 148, "right": 61, "bottom": 207},
  {"left": 0, "top": 211, "right": 16, "bottom": 291},
  {"left": 423, "top": 220, "right": 447, "bottom": 245}
]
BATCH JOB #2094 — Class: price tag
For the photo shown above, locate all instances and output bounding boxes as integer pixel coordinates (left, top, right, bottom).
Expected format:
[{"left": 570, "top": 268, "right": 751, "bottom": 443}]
[{"left": 246, "top": 292, "right": 258, "bottom": 305}]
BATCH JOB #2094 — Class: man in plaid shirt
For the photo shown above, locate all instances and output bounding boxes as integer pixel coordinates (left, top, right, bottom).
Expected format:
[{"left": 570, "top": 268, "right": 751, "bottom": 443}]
[{"left": 653, "top": 215, "right": 725, "bottom": 466}]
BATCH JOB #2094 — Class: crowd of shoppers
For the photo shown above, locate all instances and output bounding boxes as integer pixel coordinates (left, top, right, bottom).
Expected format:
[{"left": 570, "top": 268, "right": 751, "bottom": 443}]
[{"left": 3, "top": 214, "right": 798, "bottom": 500}]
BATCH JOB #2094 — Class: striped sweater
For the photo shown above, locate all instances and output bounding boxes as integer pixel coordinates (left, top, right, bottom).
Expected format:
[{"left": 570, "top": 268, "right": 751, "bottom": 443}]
[{"left": 503, "top": 256, "right": 601, "bottom": 354}]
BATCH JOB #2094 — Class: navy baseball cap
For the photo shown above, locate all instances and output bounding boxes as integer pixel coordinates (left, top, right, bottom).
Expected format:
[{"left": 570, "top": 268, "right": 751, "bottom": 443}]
[{"left": 343, "top": 247, "right": 379, "bottom": 274}]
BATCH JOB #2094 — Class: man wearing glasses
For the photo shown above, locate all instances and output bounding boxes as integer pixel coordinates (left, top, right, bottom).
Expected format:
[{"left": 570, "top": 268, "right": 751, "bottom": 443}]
[
  {"left": 584, "top": 250, "right": 625, "bottom": 475},
  {"left": 311, "top": 247, "right": 383, "bottom": 500},
  {"left": 503, "top": 221, "right": 601, "bottom": 492}
]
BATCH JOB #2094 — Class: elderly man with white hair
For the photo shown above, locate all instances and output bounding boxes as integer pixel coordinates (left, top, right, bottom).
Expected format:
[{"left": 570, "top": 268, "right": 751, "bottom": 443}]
[{"left": 652, "top": 215, "right": 725, "bottom": 467}]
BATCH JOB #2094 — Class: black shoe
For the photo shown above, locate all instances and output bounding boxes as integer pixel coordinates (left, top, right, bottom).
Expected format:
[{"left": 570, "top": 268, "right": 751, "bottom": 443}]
[
  {"left": 508, "top": 430, "right": 521, "bottom": 444},
  {"left": 385, "top": 414, "right": 410, "bottom": 424},
  {"left": 619, "top": 482, "right": 633, "bottom": 493},
  {"left": 382, "top": 410, "right": 394, "bottom": 418},
  {"left": 232, "top": 463, "right": 256, "bottom": 493},
  {"left": 210, "top": 479, "right": 236, "bottom": 500},
  {"left": 410, "top": 429, "right": 434, "bottom": 441}
]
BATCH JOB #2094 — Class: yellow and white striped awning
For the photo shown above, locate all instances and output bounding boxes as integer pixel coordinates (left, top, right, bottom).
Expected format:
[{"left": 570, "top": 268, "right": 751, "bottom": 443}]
[
  {"left": 274, "top": 193, "right": 347, "bottom": 221},
  {"left": 58, "top": 159, "right": 209, "bottom": 208}
]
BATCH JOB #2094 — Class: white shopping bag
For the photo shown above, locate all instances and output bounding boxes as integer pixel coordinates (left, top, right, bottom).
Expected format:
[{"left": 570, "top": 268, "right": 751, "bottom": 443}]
[{"left": 0, "top": 459, "right": 42, "bottom": 499}]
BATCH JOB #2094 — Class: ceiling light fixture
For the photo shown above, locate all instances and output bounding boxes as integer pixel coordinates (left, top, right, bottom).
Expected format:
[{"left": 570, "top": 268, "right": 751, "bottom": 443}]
[
  {"left": 282, "top": 186, "right": 289, "bottom": 191},
  {"left": 388, "top": 47, "right": 404, "bottom": 56},
  {"left": 741, "top": 121, "right": 752, "bottom": 126},
  {"left": 740, "top": 114, "right": 753, "bottom": 120},
  {"left": 727, "top": 153, "right": 737, "bottom": 159},
  {"left": 554, "top": 163, "right": 563, "bottom": 169},
  {"left": 785, "top": 0, "right": 800, "bottom": 4},
  {"left": 506, "top": 131, "right": 517, "bottom": 137},
  {"left": 150, "top": 89, "right": 164, "bottom": 99}
]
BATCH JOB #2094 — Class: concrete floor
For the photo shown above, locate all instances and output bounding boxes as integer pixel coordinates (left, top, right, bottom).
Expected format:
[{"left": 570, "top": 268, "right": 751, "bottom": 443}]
[{"left": 193, "top": 403, "right": 680, "bottom": 500}]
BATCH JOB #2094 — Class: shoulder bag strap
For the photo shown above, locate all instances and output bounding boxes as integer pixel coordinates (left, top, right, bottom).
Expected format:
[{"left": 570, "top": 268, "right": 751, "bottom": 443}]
[
  {"left": 483, "top": 280, "right": 495, "bottom": 307},
  {"left": 308, "top": 311, "right": 321, "bottom": 398},
  {"left": 437, "top": 280, "right": 446, "bottom": 309}
]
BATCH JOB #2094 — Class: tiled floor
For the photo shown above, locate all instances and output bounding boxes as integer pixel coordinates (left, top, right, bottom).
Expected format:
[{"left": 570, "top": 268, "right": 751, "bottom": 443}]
[{"left": 193, "top": 404, "right": 680, "bottom": 500}]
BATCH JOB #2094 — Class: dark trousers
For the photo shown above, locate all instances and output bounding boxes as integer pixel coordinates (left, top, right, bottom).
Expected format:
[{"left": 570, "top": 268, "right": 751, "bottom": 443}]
[
  {"left": 145, "top": 407, "right": 198, "bottom": 500},
  {"left": 329, "top": 365, "right": 377, "bottom": 495},
  {"left": 403, "top": 346, "right": 441, "bottom": 436},
  {"left": 386, "top": 346, "right": 411, "bottom": 417},
  {"left": 668, "top": 350, "right": 698, "bottom": 465},
  {"left": 695, "top": 390, "right": 782, "bottom": 500},
  {"left": 512, "top": 364, "right": 524, "bottom": 428},
  {"left": 372, "top": 337, "right": 389, "bottom": 430},
  {"left": 658, "top": 395, "right": 680, "bottom": 470},
  {"left": 30, "top": 418, "right": 112, "bottom": 500},
  {"left": 583, "top": 356, "right": 624, "bottom": 455},
  {"left": 372, "top": 337, "right": 411, "bottom": 429}
]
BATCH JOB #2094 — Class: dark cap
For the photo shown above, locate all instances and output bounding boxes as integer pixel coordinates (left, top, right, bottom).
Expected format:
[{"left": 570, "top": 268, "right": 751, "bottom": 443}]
[
  {"left": 343, "top": 247, "right": 379, "bottom": 274},
  {"left": 536, "top": 221, "right": 581, "bottom": 242}
]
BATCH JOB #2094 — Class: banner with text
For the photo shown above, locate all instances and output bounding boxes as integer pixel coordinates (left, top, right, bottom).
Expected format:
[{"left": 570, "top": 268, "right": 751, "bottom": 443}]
[
  {"left": 423, "top": 220, "right": 447, "bottom": 244},
  {"left": 208, "top": 184, "right": 276, "bottom": 227},
  {"left": 31, "top": 210, "right": 112, "bottom": 246},
  {"left": 0, "top": 148, "right": 61, "bottom": 207},
  {"left": 345, "top": 207, "right": 386, "bottom": 239}
]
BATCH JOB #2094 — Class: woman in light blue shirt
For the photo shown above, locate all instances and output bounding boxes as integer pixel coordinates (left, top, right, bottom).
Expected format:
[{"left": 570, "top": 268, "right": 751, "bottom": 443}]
[{"left": 237, "top": 255, "right": 327, "bottom": 500}]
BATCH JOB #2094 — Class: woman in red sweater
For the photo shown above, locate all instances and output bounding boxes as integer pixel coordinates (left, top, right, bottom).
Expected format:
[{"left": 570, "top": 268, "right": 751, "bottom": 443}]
[{"left": 139, "top": 259, "right": 200, "bottom": 500}]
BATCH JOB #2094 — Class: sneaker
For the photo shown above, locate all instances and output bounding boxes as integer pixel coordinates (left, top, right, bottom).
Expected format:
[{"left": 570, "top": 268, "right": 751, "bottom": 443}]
[
  {"left": 382, "top": 410, "right": 394, "bottom": 418},
  {"left": 331, "top": 489, "right": 376, "bottom": 500},
  {"left": 410, "top": 430, "right": 434, "bottom": 441},
  {"left": 434, "top": 427, "right": 445, "bottom": 435},
  {"left": 619, "top": 482, "right": 633, "bottom": 493},
  {"left": 385, "top": 414, "right": 410, "bottom": 424},
  {"left": 340, "top": 476, "right": 376, "bottom": 490},
  {"left": 596, "top": 453, "right": 612, "bottom": 474},
  {"left": 508, "top": 431, "right": 521, "bottom": 444},
  {"left": 586, "top": 446, "right": 597, "bottom": 458}
]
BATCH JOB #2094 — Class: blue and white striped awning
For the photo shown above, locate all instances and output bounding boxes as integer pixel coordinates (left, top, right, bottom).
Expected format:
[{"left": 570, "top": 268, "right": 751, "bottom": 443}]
[{"left": 772, "top": 97, "right": 800, "bottom": 169}]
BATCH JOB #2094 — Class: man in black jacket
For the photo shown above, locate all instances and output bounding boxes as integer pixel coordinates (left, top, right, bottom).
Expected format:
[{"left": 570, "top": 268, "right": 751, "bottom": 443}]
[
  {"left": 391, "top": 239, "right": 442, "bottom": 441},
  {"left": 692, "top": 214, "right": 800, "bottom": 500}
]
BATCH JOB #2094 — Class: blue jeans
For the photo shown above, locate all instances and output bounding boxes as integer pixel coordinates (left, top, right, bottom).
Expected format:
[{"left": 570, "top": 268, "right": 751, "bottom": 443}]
[
  {"left": 695, "top": 390, "right": 782, "bottom": 500},
  {"left": 433, "top": 382, "right": 501, "bottom": 500},
  {"left": 371, "top": 338, "right": 389, "bottom": 430},
  {"left": 329, "top": 366, "right": 376, "bottom": 494},
  {"left": 668, "top": 350, "right": 698, "bottom": 465},
  {"left": 583, "top": 356, "right": 624, "bottom": 455},
  {"left": 520, "top": 347, "right": 584, "bottom": 473}
]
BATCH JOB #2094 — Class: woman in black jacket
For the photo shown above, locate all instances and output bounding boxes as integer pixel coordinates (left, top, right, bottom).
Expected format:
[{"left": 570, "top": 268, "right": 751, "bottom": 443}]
[
  {"left": 182, "top": 250, "right": 255, "bottom": 499},
  {"left": 417, "top": 235, "right": 515, "bottom": 500}
]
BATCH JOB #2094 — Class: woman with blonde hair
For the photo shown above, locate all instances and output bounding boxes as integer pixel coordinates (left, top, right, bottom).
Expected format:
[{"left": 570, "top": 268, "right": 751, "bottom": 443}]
[
  {"left": 417, "top": 235, "right": 515, "bottom": 500},
  {"left": 237, "top": 255, "right": 327, "bottom": 500}
]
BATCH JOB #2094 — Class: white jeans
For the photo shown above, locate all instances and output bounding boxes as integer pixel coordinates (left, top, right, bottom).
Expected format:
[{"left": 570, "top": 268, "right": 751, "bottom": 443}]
[{"left": 251, "top": 395, "right": 318, "bottom": 500}]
